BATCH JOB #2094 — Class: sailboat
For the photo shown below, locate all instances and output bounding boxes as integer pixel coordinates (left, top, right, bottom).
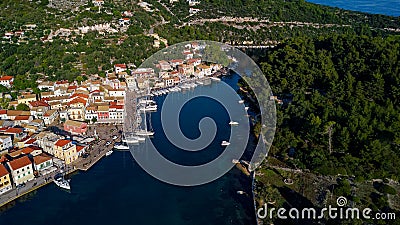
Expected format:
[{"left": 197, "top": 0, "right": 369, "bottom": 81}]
[
  {"left": 136, "top": 89, "right": 155, "bottom": 136},
  {"left": 54, "top": 169, "right": 70, "bottom": 190}
]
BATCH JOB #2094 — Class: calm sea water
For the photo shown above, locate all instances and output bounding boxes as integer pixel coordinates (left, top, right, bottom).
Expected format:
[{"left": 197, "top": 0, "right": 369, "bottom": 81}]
[
  {"left": 0, "top": 74, "right": 256, "bottom": 225},
  {"left": 307, "top": 0, "right": 400, "bottom": 16}
]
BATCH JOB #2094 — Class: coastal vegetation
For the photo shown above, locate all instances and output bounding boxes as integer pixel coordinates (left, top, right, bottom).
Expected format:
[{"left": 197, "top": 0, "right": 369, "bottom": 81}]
[{"left": 260, "top": 33, "right": 400, "bottom": 180}]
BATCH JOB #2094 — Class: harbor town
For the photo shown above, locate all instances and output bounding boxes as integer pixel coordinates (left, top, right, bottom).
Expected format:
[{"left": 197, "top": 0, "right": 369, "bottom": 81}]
[{"left": 0, "top": 41, "right": 235, "bottom": 207}]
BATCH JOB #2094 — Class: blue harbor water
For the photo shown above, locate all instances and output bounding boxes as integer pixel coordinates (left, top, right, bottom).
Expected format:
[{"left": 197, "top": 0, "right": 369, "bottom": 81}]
[
  {"left": 307, "top": 0, "right": 400, "bottom": 16},
  {"left": 0, "top": 74, "right": 256, "bottom": 225}
]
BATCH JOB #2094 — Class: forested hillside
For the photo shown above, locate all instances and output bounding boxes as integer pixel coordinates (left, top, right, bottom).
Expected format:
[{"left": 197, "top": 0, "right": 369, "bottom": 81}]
[{"left": 260, "top": 34, "right": 400, "bottom": 180}]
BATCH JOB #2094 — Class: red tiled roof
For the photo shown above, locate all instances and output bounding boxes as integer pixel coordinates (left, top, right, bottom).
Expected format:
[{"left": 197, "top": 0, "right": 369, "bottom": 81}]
[
  {"left": 0, "top": 155, "right": 8, "bottom": 163},
  {"left": 21, "top": 147, "right": 34, "bottom": 154},
  {"left": 170, "top": 59, "right": 184, "bottom": 63},
  {"left": 187, "top": 58, "right": 201, "bottom": 63},
  {"left": 71, "top": 93, "right": 89, "bottom": 99},
  {"left": 76, "top": 145, "right": 86, "bottom": 152},
  {"left": 33, "top": 154, "right": 52, "bottom": 165},
  {"left": 55, "top": 139, "right": 71, "bottom": 147},
  {"left": 114, "top": 64, "right": 127, "bottom": 68},
  {"left": 0, "top": 76, "right": 13, "bottom": 81},
  {"left": 14, "top": 115, "right": 30, "bottom": 121},
  {"left": 110, "top": 105, "right": 123, "bottom": 109},
  {"left": 29, "top": 100, "right": 50, "bottom": 107},
  {"left": 25, "top": 138, "right": 36, "bottom": 144},
  {"left": 5, "top": 127, "right": 23, "bottom": 134},
  {"left": 67, "top": 85, "right": 77, "bottom": 90},
  {"left": 0, "top": 164, "right": 9, "bottom": 177},
  {"left": 8, "top": 156, "right": 31, "bottom": 170},
  {"left": 56, "top": 80, "right": 69, "bottom": 85},
  {"left": 0, "top": 110, "right": 7, "bottom": 114},
  {"left": 68, "top": 97, "right": 87, "bottom": 106}
]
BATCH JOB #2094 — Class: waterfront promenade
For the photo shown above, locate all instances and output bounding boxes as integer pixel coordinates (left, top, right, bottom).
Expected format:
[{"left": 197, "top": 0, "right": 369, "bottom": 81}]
[{"left": 0, "top": 124, "right": 123, "bottom": 208}]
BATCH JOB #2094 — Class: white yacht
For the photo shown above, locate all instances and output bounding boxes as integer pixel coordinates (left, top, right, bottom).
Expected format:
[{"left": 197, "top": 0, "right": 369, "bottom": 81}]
[
  {"left": 136, "top": 136, "right": 146, "bottom": 142},
  {"left": 196, "top": 81, "right": 204, "bottom": 85},
  {"left": 229, "top": 121, "right": 239, "bottom": 125},
  {"left": 139, "top": 99, "right": 156, "bottom": 105},
  {"left": 139, "top": 105, "right": 157, "bottom": 112},
  {"left": 221, "top": 141, "right": 230, "bottom": 146},
  {"left": 245, "top": 107, "right": 249, "bottom": 111},
  {"left": 136, "top": 130, "right": 155, "bottom": 136},
  {"left": 114, "top": 143, "right": 130, "bottom": 150},
  {"left": 54, "top": 171, "right": 71, "bottom": 190},
  {"left": 123, "top": 136, "right": 139, "bottom": 144},
  {"left": 106, "top": 150, "right": 113, "bottom": 156},
  {"left": 211, "top": 77, "right": 221, "bottom": 81},
  {"left": 238, "top": 100, "right": 244, "bottom": 104},
  {"left": 54, "top": 177, "right": 70, "bottom": 190}
]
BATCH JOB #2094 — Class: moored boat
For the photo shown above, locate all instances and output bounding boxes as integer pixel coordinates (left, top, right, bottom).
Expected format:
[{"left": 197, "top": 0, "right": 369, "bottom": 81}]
[
  {"left": 106, "top": 150, "right": 113, "bottom": 156},
  {"left": 229, "top": 121, "right": 239, "bottom": 125},
  {"left": 221, "top": 141, "right": 230, "bottom": 146}
]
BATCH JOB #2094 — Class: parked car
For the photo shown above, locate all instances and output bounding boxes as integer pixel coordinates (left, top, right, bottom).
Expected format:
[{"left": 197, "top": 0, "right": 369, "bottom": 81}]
[{"left": 105, "top": 141, "right": 111, "bottom": 146}]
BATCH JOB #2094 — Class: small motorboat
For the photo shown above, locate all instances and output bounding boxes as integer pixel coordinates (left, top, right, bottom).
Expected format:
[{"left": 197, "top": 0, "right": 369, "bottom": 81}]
[
  {"left": 229, "top": 121, "right": 239, "bottom": 125},
  {"left": 221, "top": 141, "right": 230, "bottom": 146},
  {"left": 211, "top": 77, "right": 221, "bottom": 81},
  {"left": 238, "top": 100, "right": 244, "bottom": 104},
  {"left": 114, "top": 143, "right": 130, "bottom": 150},
  {"left": 106, "top": 150, "right": 113, "bottom": 156}
]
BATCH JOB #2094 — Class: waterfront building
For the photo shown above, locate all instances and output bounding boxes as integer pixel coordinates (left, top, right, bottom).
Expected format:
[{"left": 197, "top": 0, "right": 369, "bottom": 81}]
[
  {"left": 7, "top": 156, "right": 34, "bottom": 186},
  {"left": 63, "top": 120, "right": 88, "bottom": 135},
  {"left": 97, "top": 105, "right": 111, "bottom": 123},
  {"left": 35, "top": 131, "right": 60, "bottom": 155},
  {"left": 0, "top": 164, "right": 12, "bottom": 194},
  {"left": 33, "top": 154, "right": 53, "bottom": 172},
  {"left": 53, "top": 139, "right": 78, "bottom": 165}
]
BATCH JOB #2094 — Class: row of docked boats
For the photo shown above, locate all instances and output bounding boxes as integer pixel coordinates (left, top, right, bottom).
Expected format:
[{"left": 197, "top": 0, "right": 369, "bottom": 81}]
[{"left": 150, "top": 82, "right": 202, "bottom": 96}]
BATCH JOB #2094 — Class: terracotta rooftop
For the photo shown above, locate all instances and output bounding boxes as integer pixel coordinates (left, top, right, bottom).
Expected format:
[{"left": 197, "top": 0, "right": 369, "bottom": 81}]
[
  {"left": 64, "top": 120, "right": 87, "bottom": 127},
  {"left": 76, "top": 145, "right": 86, "bottom": 152},
  {"left": 29, "top": 100, "right": 50, "bottom": 107},
  {"left": 14, "top": 115, "right": 31, "bottom": 121},
  {"left": 33, "top": 154, "right": 52, "bottom": 165},
  {"left": 0, "top": 76, "right": 13, "bottom": 81},
  {"left": 114, "top": 64, "right": 127, "bottom": 68},
  {"left": 0, "top": 164, "right": 9, "bottom": 177},
  {"left": 5, "top": 127, "right": 23, "bottom": 134},
  {"left": 8, "top": 156, "right": 31, "bottom": 170},
  {"left": 55, "top": 139, "right": 71, "bottom": 147}
]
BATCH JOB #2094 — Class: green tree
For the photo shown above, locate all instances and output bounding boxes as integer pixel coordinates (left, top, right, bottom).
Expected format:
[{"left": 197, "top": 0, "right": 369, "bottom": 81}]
[{"left": 16, "top": 103, "right": 30, "bottom": 111}]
